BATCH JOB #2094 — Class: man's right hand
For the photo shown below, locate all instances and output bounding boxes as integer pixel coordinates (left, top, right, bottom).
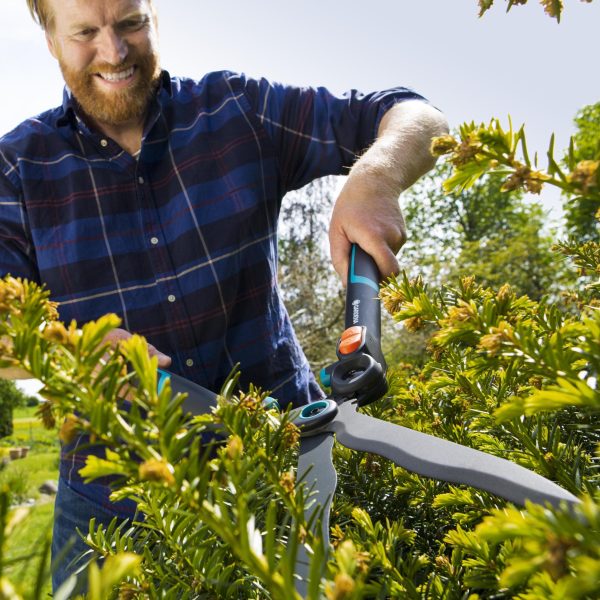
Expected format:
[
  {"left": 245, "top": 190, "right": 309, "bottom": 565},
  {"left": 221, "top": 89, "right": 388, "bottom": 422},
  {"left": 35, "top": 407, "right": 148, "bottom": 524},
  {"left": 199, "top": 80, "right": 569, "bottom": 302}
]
[{"left": 104, "top": 328, "right": 172, "bottom": 368}]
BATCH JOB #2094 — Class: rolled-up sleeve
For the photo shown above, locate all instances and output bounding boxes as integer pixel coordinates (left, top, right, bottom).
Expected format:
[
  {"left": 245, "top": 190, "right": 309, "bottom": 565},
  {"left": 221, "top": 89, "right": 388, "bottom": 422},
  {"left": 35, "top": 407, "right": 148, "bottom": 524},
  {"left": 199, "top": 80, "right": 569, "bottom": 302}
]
[{"left": 239, "top": 74, "right": 427, "bottom": 192}]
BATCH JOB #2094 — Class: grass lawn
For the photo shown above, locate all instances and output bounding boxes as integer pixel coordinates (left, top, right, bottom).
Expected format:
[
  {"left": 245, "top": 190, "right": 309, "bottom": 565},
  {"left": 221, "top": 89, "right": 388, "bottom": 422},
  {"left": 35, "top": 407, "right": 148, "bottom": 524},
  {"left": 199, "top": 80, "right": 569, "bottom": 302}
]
[
  {"left": 1, "top": 406, "right": 59, "bottom": 501},
  {"left": 4, "top": 501, "right": 54, "bottom": 599},
  {"left": 1, "top": 405, "right": 58, "bottom": 598}
]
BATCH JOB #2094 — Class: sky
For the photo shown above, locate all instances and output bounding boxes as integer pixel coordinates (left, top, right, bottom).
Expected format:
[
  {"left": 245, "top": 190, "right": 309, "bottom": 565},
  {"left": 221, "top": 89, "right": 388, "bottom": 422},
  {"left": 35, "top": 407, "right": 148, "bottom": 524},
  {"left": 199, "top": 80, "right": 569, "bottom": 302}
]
[
  {"left": 1, "top": 0, "right": 599, "bottom": 212},
  {"left": 1, "top": 0, "right": 599, "bottom": 393},
  {"left": 2, "top": 0, "right": 598, "bottom": 156}
]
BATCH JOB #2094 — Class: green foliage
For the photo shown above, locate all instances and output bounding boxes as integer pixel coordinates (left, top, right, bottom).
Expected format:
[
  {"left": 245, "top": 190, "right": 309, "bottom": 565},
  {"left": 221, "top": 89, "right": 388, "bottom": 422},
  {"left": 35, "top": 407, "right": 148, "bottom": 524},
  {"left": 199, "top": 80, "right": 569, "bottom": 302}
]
[
  {"left": 432, "top": 117, "right": 599, "bottom": 201},
  {"left": 1, "top": 263, "right": 595, "bottom": 598},
  {"left": 0, "top": 403, "right": 12, "bottom": 440},
  {"left": 0, "top": 278, "right": 323, "bottom": 597},
  {"left": 431, "top": 113, "right": 600, "bottom": 305},
  {"left": 477, "top": 0, "right": 596, "bottom": 22},
  {"left": 3, "top": 501, "right": 53, "bottom": 599},
  {"left": 2, "top": 262, "right": 595, "bottom": 597},
  {"left": 0, "top": 450, "right": 58, "bottom": 503},
  {"left": 377, "top": 254, "right": 599, "bottom": 597},
  {"left": 402, "top": 161, "right": 559, "bottom": 300},
  {"left": 563, "top": 102, "right": 600, "bottom": 241},
  {"left": 0, "top": 488, "right": 52, "bottom": 600},
  {"left": 0, "top": 246, "right": 596, "bottom": 597},
  {"left": 0, "top": 465, "right": 29, "bottom": 505},
  {"left": 386, "top": 97, "right": 600, "bottom": 594}
]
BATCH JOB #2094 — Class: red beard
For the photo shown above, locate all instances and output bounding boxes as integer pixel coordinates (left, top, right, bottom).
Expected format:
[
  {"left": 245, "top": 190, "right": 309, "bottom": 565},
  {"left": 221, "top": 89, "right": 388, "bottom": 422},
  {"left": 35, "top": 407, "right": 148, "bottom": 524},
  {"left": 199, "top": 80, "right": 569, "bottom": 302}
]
[{"left": 60, "top": 48, "right": 161, "bottom": 126}]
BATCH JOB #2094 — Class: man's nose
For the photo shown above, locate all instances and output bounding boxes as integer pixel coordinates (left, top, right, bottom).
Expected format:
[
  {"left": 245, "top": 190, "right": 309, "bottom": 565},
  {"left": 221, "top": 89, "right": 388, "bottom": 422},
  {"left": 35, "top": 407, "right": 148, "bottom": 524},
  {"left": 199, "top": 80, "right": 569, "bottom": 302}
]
[{"left": 97, "top": 28, "right": 128, "bottom": 65}]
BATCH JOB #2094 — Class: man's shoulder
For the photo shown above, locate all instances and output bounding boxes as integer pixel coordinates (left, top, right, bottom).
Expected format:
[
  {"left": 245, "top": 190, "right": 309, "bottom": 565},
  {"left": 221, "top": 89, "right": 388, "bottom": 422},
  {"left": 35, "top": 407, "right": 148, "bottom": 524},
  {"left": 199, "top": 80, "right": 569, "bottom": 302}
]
[
  {"left": 167, "top": 70, "right": 286, "bottom": 117},
  {"left": 168, "top": 70, "right": 284, "bottom": 103},
  {"left": 0, "top": 105, "right": 65, "bottom": 185},
  {"left": 169, "top": 70, "right": 248, "bottom": 94},
  {"left": 0, "top": 105, "right": 64, "bottom": 153}
]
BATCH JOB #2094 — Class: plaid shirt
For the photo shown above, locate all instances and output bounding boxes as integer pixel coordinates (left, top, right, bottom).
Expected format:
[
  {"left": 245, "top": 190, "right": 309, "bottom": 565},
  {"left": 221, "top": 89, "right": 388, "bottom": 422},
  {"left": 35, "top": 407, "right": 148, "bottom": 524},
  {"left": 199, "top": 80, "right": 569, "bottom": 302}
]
[{"left": 0, "top": 70, "right": 424, "bottom": 509}]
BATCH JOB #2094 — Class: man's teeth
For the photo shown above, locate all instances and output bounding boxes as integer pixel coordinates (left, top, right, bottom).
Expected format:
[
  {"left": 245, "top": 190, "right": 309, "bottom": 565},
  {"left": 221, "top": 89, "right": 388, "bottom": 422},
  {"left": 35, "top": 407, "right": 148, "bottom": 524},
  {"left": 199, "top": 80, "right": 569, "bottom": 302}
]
[{"left": 99, "top": 67, "right": 135, "bottom": 81}]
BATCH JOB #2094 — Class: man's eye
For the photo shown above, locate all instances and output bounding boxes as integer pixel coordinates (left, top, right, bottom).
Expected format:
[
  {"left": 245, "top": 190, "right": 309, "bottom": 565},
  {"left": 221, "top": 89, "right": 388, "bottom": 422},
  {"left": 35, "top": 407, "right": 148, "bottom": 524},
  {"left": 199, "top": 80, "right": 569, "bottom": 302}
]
[
  {"left": 75, "top": 28, "right": 96, "bottom": 40},
  {"left": 119, "top": 16, "right": 149, "bottom": 32}
]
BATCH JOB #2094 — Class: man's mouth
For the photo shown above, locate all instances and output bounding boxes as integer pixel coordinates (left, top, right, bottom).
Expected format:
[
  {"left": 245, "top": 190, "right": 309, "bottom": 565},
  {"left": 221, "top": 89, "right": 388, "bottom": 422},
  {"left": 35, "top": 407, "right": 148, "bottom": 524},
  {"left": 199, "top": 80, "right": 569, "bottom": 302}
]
[{"left": 96, "top": 66, "right": 136, "bottom": 82}]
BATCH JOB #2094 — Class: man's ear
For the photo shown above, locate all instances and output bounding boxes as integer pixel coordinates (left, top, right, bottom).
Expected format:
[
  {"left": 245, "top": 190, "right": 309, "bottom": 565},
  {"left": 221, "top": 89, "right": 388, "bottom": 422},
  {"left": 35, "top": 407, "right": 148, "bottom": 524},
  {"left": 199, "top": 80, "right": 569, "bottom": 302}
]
[{"left": 45, "top": 31, "right": 58, "bottom": 59}]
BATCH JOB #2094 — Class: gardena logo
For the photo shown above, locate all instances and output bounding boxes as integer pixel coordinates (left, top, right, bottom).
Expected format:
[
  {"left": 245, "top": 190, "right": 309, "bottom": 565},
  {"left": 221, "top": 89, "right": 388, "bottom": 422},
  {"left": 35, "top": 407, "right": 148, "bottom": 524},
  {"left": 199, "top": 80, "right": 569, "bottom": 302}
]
[{"left": 352, "top": 299, "right": 360, "bottom": 324}]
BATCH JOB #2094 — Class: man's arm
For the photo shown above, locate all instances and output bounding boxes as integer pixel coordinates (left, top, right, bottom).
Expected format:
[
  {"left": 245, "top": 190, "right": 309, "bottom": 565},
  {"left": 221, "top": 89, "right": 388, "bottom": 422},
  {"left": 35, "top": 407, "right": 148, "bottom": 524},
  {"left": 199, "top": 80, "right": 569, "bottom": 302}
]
[{"left": 329, "top": 100, "right": 449, "bottom": 283}]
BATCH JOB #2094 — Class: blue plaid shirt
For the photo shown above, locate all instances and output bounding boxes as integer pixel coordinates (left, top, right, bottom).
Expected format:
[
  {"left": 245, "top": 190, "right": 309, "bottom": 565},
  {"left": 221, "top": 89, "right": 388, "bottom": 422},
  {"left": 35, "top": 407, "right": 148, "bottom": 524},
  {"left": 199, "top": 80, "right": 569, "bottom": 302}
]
[{"left": 0, "top": 70, "right": 424, "bottom": 509}]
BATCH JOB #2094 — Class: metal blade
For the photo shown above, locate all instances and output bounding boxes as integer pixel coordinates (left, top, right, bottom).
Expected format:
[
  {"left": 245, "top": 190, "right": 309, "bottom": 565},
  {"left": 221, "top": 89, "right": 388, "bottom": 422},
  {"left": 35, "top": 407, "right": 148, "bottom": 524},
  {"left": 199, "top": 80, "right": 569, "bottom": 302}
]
[
  {"left": 332, "top": 402, "right": 579, "bottom": 508},
  {"left": 160, "top": 370, "right": 218, "bottom": 415},
  {"left": 295, "top": 432, "right": 336, "bottom": 597}
]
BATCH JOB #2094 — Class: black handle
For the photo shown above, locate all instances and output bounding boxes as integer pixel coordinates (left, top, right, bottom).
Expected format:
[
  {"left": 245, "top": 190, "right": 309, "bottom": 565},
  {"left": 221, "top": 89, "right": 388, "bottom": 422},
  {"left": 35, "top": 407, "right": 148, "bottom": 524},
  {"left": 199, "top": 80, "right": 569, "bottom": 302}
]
[
  {"left": 328, "top": 244, "right": 387, "bottom": 406},
  {"left": 345, "top": 245, "right": 381, "bottom": 339},
  {"left": 343, "top": 244, "right": 386, "bottom": 370}
]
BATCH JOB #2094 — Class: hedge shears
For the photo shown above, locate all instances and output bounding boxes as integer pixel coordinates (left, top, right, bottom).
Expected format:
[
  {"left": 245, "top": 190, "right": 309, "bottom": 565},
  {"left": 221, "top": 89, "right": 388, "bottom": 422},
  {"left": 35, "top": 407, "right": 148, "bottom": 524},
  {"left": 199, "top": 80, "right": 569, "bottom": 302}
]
[{"left": 158, "top": 244, "right": 579, "bottom": 598}]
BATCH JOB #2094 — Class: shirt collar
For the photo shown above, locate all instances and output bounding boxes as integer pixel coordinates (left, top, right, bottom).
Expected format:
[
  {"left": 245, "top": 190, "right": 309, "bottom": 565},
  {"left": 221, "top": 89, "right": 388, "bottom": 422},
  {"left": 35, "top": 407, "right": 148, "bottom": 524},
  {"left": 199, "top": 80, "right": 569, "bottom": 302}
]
[
  {"left": 55, "top": 69, "right": 173, "bottom": 128},
  {"left": 55, "top": 86, "right": 77, "bottom": 128},
  {"left": 158, "top": 69, "right": 173, "bottom": 97}
]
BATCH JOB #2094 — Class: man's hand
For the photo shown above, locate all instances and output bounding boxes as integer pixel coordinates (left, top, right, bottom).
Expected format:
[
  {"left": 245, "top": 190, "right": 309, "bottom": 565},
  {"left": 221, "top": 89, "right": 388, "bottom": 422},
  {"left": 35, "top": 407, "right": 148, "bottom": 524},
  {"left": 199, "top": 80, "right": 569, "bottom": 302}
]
[
  {"left": 104, "top": 328, "right": 172, "bottom": 368},
  {"left": 329, "top": 179, "right": 407, "bottom": 283},
  {"left": 329, "top": 100, "right": 448, "bottom": 283}
]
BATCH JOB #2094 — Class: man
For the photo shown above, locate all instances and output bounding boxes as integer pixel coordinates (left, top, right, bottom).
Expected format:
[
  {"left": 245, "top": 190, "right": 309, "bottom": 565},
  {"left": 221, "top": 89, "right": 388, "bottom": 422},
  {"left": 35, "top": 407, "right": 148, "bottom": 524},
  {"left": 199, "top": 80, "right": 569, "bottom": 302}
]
[{"left": 0, "top": 0, "right": 448, "bottom": 591}]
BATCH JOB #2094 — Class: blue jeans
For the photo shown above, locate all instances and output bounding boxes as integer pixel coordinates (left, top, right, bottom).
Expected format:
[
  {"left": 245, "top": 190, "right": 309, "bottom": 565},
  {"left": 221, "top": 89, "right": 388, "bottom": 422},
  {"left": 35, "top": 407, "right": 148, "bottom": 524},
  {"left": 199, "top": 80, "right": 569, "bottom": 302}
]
[{"left": 51, "top": 477, "right": 135, "bottom": 595}]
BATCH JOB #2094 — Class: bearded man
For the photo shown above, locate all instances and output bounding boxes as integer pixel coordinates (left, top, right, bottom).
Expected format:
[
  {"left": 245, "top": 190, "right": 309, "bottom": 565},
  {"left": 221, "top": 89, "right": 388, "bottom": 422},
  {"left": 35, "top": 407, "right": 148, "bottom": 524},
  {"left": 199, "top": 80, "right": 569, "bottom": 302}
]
[{"left": 0, "top": 0, "right": 448, "bottom": 592}]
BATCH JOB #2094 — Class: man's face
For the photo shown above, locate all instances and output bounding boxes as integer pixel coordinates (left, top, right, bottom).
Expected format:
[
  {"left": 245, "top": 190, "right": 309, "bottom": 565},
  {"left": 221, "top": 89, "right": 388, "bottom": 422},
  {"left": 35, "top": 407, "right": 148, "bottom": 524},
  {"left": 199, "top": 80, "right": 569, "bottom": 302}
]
[{"left": 45, "top": 0, "right": 161, "bottom": 127}]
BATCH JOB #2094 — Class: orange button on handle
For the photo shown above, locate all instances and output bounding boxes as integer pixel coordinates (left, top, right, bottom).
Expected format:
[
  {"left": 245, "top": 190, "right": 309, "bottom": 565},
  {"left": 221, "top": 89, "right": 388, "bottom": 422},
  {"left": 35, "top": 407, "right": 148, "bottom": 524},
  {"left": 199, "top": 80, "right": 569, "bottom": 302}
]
[{"left": 338, "top": 326, "right": 363, "bottom": 355}]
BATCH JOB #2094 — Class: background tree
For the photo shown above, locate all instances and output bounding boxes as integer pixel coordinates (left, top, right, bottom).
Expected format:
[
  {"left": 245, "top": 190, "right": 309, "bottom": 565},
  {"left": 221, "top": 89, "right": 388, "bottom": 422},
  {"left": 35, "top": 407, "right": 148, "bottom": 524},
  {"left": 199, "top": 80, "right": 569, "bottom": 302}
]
[
  {"left": 401, "top": 162, "right": 559, "bottom": 299},
  {"left": 278, "top": 176, "right": 345, "bottom": 372},
  {"left": 563, "top": 102, "right": 600, "bottom": 241},
  {"left": 0, "top": 378, "right": 36, "bottom": 439}
]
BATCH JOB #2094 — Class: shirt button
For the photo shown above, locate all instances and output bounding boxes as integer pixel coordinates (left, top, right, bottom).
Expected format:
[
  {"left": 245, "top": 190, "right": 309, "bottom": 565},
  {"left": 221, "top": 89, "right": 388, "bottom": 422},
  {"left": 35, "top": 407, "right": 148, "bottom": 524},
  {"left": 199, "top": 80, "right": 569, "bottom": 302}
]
[
  {"left": 150, "top": 237, "right": 159, "bottom": 245},
  {"left": 138, "top": 176, "right": 144, "bottom": 184},
  {"left": 185, "top": 359, "right": 194, "bottom": 367},
  {"left": 100, "top": 139, "right": 108, "bottom": 147},
  {"left": 167, "top": 294, "right": 176, "bottom": 303}
]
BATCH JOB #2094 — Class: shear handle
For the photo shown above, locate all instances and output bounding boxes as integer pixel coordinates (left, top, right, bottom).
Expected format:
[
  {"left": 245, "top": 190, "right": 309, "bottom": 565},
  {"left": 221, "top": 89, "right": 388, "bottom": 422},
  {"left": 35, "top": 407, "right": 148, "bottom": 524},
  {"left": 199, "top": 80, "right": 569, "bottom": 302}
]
[{"left": 328, "top": 244, "right": 387, "bottom": 405}]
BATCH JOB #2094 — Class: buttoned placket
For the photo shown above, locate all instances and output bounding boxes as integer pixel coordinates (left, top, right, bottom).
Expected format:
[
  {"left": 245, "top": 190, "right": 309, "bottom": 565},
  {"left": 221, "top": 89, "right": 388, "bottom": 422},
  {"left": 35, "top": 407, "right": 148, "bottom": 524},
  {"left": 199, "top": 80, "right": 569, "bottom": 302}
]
[
  {"left": 61, "top": 77, "right": 203, "bottom": 381},
  {"left": 133, "top": 158, "right": 177, "bottom": 309},
  {"left": 134, "top": 124, "right": 200, "bottom": 376}
]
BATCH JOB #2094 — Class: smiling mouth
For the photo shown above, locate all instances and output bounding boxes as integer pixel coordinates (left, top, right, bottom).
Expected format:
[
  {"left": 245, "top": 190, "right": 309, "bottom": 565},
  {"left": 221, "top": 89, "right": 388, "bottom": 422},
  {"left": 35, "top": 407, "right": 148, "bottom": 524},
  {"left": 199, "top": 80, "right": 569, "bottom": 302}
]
[{"left": 96, "top": 66, "right": 136, "bottom": 82}]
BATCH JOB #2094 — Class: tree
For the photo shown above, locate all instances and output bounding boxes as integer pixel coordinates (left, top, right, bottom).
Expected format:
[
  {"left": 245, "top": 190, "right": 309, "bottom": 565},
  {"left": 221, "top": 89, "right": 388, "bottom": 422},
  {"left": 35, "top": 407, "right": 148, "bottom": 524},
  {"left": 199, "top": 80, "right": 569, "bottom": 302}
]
[
  {"left": 401, "top": 162, "right": 559, "bottom": 300},
  {"left": 0, "top": 378, "right": 33, "bottom": 439},
  {"left": 563, "top": 102, "right": 600, "bottom": 242},
  {"left": 448, "top": 203, "right": 558, "bottom": 298},
  {"left": 278, "top": 176, "right": 345, "bottom": 372}
]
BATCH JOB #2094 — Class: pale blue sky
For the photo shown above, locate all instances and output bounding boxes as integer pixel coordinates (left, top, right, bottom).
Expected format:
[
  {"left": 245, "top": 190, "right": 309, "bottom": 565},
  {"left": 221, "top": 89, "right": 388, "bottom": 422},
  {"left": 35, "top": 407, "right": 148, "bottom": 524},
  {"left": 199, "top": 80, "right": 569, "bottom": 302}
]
[
  {"left": 2, "top": 0, "right": 598, "bottom": 159},
  {"left": 1, "top": 0, "right": 599, "bottom": 216},
  {"left": 2, "top": 0, "right": 599, "bottom": 212}
]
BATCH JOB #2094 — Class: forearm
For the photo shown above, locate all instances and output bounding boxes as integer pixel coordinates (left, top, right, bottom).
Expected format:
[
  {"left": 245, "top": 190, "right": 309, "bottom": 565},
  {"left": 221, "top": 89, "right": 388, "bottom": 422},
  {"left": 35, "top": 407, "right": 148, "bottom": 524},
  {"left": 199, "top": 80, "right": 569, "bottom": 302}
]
[
  {"left": 348, "top": 100, "right": 449, "bottom": 197},
  {"left": 329, "top": 100, "right": 448, "bottom": 281}
]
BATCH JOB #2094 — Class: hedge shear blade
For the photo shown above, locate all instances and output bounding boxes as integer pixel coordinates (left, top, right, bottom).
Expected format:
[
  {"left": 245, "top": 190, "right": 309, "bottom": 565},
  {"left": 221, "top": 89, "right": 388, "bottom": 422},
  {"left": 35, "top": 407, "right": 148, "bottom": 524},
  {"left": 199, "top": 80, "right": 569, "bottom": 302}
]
[{"left": 292, "top": 244, "right": 579, "bottom": 597}]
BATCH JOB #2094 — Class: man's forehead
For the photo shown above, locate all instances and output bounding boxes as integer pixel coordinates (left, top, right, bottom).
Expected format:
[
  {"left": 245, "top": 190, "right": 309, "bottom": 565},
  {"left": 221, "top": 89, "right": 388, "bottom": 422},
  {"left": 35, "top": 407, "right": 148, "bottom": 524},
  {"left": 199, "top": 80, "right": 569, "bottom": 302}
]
[{"left": 50, "top": 0, "right": 152, "bottom": 25}]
